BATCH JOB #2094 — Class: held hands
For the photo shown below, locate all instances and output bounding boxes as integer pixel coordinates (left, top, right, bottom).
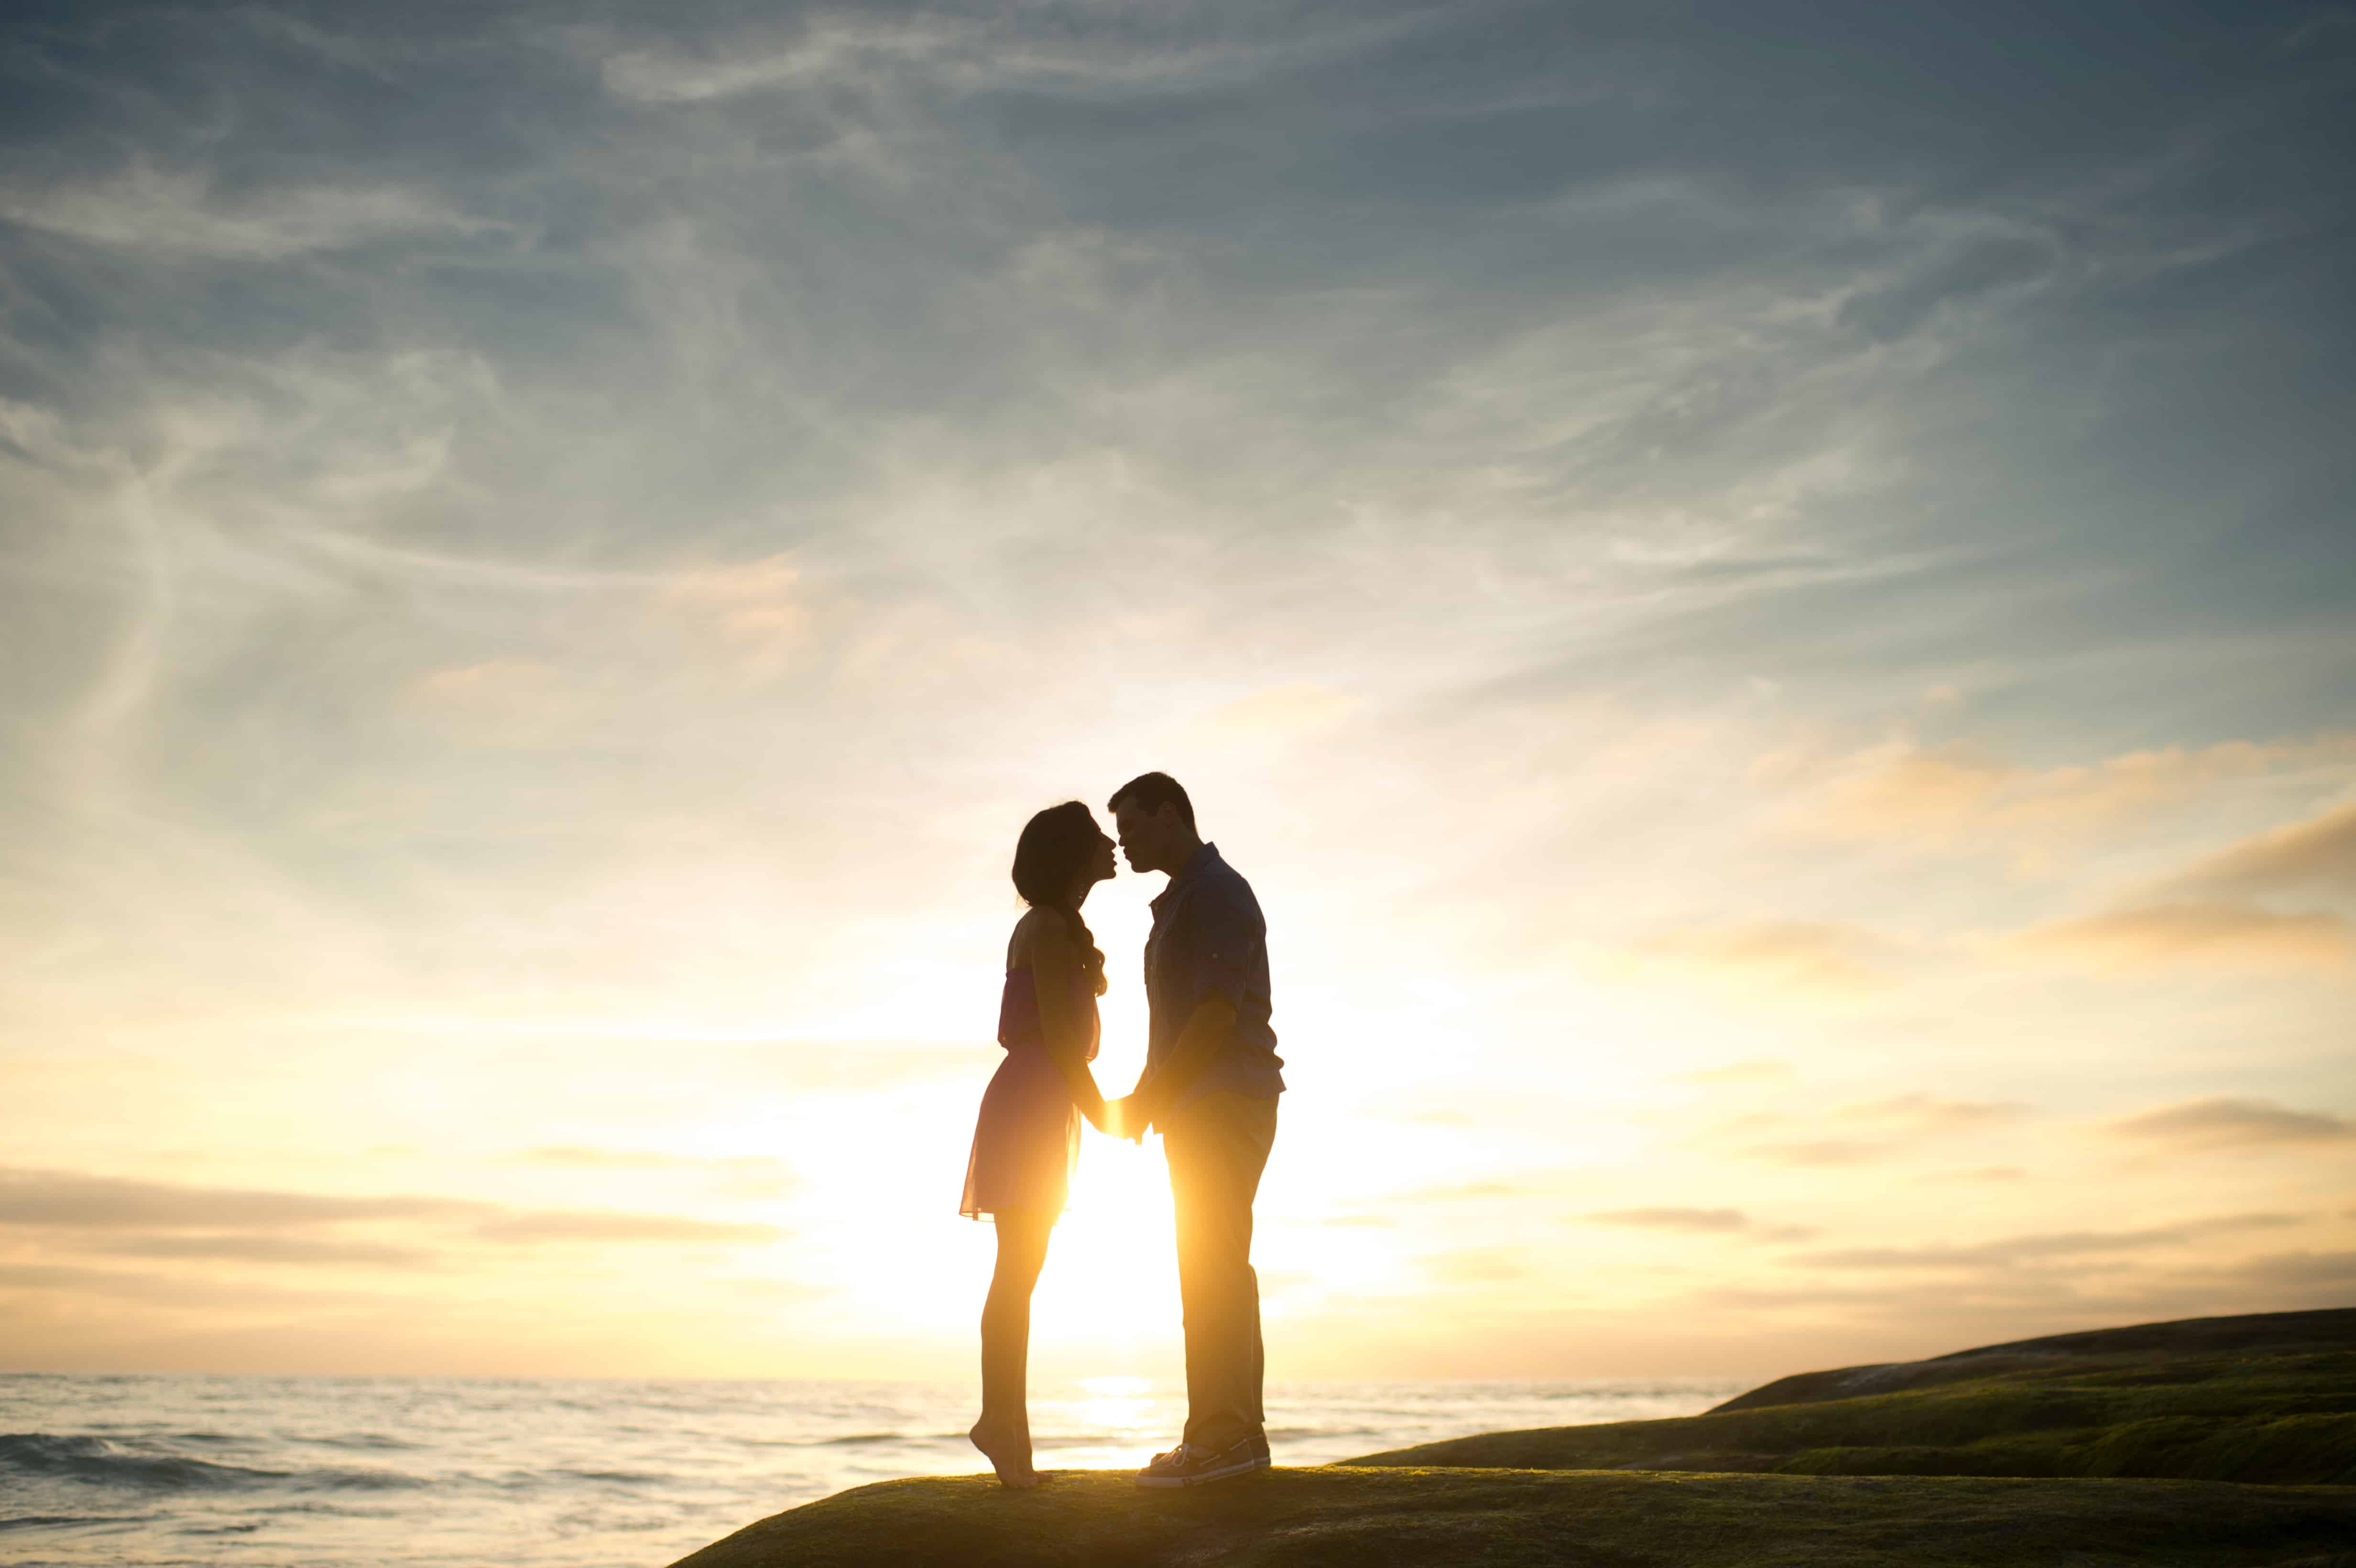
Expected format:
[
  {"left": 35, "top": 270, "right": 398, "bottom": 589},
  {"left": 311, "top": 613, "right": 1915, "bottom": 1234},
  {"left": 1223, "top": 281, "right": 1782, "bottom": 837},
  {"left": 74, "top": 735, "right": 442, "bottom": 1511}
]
[
  {"left": 1081, "top": 1096, "right": 1145, "bottom": 1143},
  {"left": 1101, "top": 1095, "right": 1150, "bottom": 1143}
]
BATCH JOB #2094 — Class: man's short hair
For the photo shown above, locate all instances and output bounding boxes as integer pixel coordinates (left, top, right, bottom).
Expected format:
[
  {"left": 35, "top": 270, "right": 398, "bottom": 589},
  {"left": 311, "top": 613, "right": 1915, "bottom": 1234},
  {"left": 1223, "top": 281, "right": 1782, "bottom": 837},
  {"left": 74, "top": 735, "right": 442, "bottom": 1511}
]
[{"left": 1108, "top": 771, "right": 1195, "bottom": 832}]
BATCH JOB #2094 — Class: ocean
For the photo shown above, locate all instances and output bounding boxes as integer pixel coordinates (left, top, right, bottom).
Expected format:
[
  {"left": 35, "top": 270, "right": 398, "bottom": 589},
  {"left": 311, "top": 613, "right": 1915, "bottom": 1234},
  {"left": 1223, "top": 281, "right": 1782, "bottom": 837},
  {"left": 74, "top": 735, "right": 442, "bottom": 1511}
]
[{"left": 0, "top": 1372, "right": 1745, "bottom": 1566}]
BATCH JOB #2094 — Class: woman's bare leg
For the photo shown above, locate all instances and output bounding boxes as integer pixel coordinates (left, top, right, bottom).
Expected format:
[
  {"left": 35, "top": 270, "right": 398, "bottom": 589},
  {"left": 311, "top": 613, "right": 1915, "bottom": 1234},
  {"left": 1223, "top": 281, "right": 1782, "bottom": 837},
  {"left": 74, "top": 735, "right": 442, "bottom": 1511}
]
[{"left": 972, "top": 1209, "right": 1053, "bottom": 1487}]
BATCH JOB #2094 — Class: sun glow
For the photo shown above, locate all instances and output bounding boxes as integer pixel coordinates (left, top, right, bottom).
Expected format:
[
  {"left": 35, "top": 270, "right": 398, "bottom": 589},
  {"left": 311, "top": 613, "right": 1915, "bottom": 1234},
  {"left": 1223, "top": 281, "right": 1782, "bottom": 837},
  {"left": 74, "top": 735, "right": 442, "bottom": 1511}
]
[
  {"left": 1028, "top": 1134, "right": 1182, "bottom": 1365},
  {"left": 1032, "top": 1372, "right": 1173, "bottom": 1470}
]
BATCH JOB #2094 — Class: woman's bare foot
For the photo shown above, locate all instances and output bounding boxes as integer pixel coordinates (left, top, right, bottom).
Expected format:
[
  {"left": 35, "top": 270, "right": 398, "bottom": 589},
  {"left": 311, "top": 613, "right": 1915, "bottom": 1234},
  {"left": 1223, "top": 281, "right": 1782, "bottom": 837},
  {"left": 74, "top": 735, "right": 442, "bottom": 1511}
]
[{"left": 970, "top": 1417, "right": 1038, "bottom": 1489}]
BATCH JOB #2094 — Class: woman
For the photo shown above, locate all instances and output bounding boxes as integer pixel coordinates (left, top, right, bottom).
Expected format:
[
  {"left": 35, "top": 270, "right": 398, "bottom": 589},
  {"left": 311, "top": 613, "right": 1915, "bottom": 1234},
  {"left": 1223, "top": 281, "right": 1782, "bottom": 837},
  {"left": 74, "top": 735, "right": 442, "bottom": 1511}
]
[{"left": 961, "top": 800, "right": 1124, "bottom": 1488}]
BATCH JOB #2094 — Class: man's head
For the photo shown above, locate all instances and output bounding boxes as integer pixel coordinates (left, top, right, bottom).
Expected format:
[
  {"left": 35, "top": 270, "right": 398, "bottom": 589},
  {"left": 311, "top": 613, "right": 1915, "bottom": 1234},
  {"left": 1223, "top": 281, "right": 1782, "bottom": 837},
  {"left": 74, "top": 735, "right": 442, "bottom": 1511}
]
[{"left": 1108, "top": 771, "right": 1200, "bottom": 875}]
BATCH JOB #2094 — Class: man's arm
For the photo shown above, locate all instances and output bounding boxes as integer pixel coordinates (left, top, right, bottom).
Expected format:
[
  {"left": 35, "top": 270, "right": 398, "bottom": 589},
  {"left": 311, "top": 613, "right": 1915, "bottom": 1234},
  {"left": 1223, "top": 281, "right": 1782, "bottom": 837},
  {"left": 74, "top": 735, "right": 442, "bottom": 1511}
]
[
  {"left": 1129, "top": 990, "right": 1237, "bottom": 1126},
  {"left": 1126, "top": 886, "right": 1258, "bottom": 1127}
]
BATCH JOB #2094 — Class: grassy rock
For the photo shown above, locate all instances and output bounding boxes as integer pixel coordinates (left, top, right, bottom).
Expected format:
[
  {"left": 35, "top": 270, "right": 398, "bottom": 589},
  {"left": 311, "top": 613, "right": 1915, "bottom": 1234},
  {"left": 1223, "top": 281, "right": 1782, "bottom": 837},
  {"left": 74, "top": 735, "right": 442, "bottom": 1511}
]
[
  {"left": 1712, "top": 1309, "right": 2356, "bottom": 1413},
  {"left": 1348, "top": 1308, "right": 2356, "bottom": 1485},
  {"left": 669, "top": 1468, "right": 2356, "bottom": 1568},
  {"left": 670, "top": 1310, "right": 2356, "bottom": 1567}
]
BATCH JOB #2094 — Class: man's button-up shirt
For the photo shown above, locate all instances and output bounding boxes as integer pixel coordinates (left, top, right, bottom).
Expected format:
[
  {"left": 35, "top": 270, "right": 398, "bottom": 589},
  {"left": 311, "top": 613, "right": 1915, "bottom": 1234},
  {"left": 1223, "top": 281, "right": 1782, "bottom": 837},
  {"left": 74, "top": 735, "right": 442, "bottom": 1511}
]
[{"left": 1143, "top": 842, "right": 1285, "bottom": 1107}]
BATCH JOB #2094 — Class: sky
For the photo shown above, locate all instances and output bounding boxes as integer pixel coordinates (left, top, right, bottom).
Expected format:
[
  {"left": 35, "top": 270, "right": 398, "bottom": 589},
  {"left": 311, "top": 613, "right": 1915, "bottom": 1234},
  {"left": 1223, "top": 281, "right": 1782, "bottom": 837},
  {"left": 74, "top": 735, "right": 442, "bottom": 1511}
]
[{"left": 1, "top": 0, "right": 2352, "bottom": 1384}]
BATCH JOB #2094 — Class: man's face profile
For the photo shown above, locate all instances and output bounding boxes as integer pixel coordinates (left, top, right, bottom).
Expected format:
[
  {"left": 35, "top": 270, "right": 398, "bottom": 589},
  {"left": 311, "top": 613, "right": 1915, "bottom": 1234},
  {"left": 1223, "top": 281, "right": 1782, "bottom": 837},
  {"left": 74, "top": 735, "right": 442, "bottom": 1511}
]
[{"left": 1113, "top": 800, "right": 1173, "bottom": 873}]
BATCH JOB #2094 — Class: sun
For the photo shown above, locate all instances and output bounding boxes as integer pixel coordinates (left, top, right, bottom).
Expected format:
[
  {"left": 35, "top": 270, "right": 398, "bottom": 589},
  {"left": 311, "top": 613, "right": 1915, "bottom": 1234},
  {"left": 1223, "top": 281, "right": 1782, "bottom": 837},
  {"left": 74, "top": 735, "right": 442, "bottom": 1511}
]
[{"left": 1027, "top": 1133, "right": 1182, "bottom": 1361}]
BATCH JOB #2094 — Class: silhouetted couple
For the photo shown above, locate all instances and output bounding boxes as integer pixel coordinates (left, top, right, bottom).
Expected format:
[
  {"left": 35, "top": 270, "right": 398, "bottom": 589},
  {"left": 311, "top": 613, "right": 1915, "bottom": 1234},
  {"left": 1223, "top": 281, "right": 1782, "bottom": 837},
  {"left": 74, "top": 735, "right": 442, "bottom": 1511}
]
[{"left": 961, "top": 772, "right": 1285, "bottom": 1489}]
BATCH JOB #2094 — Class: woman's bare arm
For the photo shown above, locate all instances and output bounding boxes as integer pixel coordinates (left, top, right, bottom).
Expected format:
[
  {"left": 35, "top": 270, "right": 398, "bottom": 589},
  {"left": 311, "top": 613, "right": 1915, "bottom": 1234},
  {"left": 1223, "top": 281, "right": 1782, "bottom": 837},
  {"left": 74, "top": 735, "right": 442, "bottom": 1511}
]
[{"left": 1024, "top": 915, "right": 1109, "bottom": 1128}]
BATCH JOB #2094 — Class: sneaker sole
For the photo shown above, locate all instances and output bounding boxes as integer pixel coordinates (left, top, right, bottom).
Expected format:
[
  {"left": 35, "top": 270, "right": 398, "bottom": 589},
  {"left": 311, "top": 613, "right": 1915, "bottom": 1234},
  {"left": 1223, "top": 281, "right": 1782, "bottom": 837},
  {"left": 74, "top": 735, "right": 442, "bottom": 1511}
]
[{"left": 1134, "top": 1454, "right": 1271, "bottom": 1489}]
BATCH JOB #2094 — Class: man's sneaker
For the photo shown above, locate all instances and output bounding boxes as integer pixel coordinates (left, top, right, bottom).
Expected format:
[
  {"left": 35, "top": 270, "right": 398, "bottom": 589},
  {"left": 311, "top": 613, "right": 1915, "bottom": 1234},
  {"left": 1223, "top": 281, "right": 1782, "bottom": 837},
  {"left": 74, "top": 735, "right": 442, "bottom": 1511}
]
[{"left": 1134, "top": 1435, "right": 1271, "bottom": 1488}]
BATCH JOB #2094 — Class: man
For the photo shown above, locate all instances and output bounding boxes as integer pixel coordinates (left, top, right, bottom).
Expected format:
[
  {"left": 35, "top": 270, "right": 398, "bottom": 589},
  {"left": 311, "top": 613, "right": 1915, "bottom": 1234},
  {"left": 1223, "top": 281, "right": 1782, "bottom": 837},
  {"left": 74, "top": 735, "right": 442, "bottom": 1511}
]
[{"left": 1105, "top": 771, "right": 1285, "bottom": 1487}]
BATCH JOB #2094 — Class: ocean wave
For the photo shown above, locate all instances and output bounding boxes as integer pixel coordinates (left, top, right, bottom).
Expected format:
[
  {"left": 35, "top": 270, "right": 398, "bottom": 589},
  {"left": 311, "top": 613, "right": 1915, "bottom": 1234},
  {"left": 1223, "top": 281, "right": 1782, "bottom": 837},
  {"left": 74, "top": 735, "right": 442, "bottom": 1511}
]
[
  {"left": 1, "top": 1372, "right": 1743, "bottom": 1567},
  {"left": 0, "top": 1514, "right": 138, "bottom": 1532},
  {"left": 726, "top": 1430, "right": 960, "bottom": 1451},
  {"left": 0, "top": 1434, "right": 425, "bottom": 1493},
  {"left": 304, "top": 1433, "right": 425, "bottom": 1452}
]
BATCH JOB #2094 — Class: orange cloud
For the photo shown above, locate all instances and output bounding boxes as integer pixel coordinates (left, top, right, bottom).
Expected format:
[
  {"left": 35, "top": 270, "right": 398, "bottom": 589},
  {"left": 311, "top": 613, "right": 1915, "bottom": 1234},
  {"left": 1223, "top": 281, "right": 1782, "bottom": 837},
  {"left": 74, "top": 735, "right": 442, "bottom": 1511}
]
[
  {"left": 1678, "top": 1058, "right": 1794, "bottom": 1085},
  {"left": 654, "top": 553, "right": 808, "bottom": 674},
  {"left": 1422, "top": 1246, "right": 1530, "bottom": 1284},
  {"left": 2168, "top": 800, "right": 2356, "bottom": 898},
  {"left": 1802, "top": 733, "right": 2356, "bottom": 844},
  {"left": 2016, "top": 902, "right": 2354, "bottom": 970},
  {"left": 1619, "top": 920, "right": 1896, "bottom": 992},
  {"left": 1389, "top": 1178, "right": 1557, "bottom": 1204},
  {"left": 1579, "top": 1207, "right": 1814, "bottom": 1241},
  {"left": 1792, "top": 1212, "right": 2298, "bottom": 1270},
  {"left": 1917, "top": 1166, "right": 2029, "bottom": 1183},
  {"left": 403, "top": 658, "right": 587, "bottom": 742},
  {"left": 0, "top": 1168, "right": 480, "bottom": 1229},
  {"left": 1583, "top": 1207, "right": 1751, "bottom": 1231},
  {"left": 0, "top": 1167, "right": 785, "bottom": 1256},
  {"left": 1740, "top": 1139, "right": 1887, "bottom": 1167},
  {"left": 516, "top": 1147, "right": 799, "bottom": 1198},
  {"left": 1832, "top": 1093, "right": 2029, "bottom": 1131},
  {"left": 1194, "top": 681, "right": 1360, "bottom": 738},
  {"left": 2107, "top": 1097, "right": 2355, "bottom": 1150},
  {"left": 471, "top": 1212, "right": 782, "bottom": 1245},
  {"left": 79, "top": 1235, "right": 435, "bottom": 1268}
]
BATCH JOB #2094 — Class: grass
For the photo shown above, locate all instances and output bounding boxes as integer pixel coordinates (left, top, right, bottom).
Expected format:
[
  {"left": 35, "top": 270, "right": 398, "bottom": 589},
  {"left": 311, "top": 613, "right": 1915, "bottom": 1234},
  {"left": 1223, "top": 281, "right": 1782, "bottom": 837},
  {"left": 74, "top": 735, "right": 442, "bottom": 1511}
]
[
  {"left": 668, "top": 1469, "right": 2356, "bottom": 1568},
  {"left": 668, "top": 1309, "right": 2356, "bottom": 1567},
  {"left": 1347, "top": 1313, "right": 2356, "bottom": 1486}
]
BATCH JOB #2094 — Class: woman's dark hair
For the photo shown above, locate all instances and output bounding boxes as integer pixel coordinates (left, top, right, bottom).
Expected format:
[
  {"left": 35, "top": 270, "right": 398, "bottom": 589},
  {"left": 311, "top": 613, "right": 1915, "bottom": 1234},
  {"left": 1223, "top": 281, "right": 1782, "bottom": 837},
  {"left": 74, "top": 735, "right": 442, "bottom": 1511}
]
[{"left": 1012, "top": 801, "right": 1108, "bottom": 995}]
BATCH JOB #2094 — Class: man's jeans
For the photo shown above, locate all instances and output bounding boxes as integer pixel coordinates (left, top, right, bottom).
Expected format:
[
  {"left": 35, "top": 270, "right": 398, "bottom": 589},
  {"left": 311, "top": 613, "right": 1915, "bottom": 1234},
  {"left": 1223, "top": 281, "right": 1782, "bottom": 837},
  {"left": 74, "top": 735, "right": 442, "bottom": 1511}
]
[{"left": 1162, "top": 1089, "right": 1279, "bottom": 1451}]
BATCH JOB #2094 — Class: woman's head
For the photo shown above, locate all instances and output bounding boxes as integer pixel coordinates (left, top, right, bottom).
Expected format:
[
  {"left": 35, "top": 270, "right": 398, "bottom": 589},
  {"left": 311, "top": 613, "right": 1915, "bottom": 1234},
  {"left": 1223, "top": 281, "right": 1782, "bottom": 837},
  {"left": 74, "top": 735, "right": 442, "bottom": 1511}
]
[
  {"left": 1013, "top": 801, "right": 1114, "bottom": 993},
  {"left": 1012, "top": 801, "right": 1115, "bottom": 910}
]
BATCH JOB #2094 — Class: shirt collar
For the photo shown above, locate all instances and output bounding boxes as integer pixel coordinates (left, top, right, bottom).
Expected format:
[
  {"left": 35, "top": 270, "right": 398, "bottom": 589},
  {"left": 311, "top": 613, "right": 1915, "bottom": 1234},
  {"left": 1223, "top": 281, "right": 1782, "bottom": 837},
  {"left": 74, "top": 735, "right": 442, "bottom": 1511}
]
[{"left": 1149, "top": 841, "right": 1219, "bottom": 915}]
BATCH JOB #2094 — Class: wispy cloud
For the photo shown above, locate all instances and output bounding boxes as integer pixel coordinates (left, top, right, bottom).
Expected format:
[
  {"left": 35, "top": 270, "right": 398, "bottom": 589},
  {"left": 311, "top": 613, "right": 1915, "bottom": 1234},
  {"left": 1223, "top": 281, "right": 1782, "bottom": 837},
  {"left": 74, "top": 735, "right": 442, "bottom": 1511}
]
[
  {"left": 0, "top": 164, "right": 501, "bottom": 259},
  {"left": 2167, "top": 800, "right": 2356, "bottom": 899},
  {"left": 1792, "top": 1213, "right": 2301, "bottom": 1271},
  {"left": 596, "top": 10, "right": 1431, "bottom": 106},
  {"left": 518, "top": 1146, "right": 788, "bottom": 1174},
  {"left": 1739, "top": 1140, "right": 1889, "bottom": 1169},
  {"left": 2107, "top": 1098, "right": 2356, "bottom": 1150},
  {"left": 0, "top": 1262, "right": 386, "bottom": 1310},
  {"left": 2224, "top": 1251, "right": 2356, "bottom": 1288},
  {"left": 0, "top": 1167, "right": 784, "bottom": 1260},
  {"left": 1388, "top": 1178, "right": 1557, "bottom": 1205},
  {"left": 0, "top": 1168, "right": 481, "bottom": 1229},
  {"left": 1616, "top": 921, "right": 1900, "bottom": 993},
  {"left": 1585, "top": 1206, "right": 1752, "bottom": 1232},
  {"left": 77, "top": 1234, "right": 437, "bottom": 1269},
  {"left": 598, "top": 17, "right": 971, "bottom": 105},
  {"left": 515, "top": 1147, "right": 798, "bottom": 1197},
  {"left": 1678, "top": 1059, "right": 1794, "bottom": 1086},
  {"left": 1802, "top": 735, "right": 2356, "bottom": 848},
  {"left": 1580, "top": 1207, "right": 1816, "bottom": 1241},
  {"left": 472, "top": 1212, "right": 782, "bottom": 1245},
  {"left": 2016, "top": 903, "right": 2355, "bottom": 970},
  {"left": 1423, "top": 1246, "right": 1531, "bottom": 1285},
  {"left": 1833, "top": 1094, "right": 2029, "bottom": 1132}
]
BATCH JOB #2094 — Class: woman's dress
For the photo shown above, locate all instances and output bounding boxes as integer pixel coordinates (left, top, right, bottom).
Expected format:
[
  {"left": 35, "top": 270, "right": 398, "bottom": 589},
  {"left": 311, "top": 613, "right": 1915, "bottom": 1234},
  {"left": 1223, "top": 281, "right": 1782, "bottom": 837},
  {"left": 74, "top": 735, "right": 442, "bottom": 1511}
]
[{"left": 960, "top": 965, "right": 1100, "bottom": 1219}]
